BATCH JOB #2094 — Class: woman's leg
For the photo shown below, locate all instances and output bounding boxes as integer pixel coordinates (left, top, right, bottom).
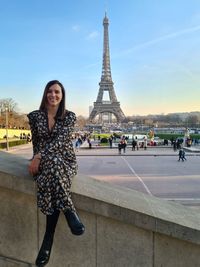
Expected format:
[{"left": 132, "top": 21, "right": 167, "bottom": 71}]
[
  {"left": 62, "top": 176, "right": 85, "bottom": 236},
  {"left": 46, "top": 210, "right": 60, "bottom": 234},
  {"left": 35, "top": 210, "right": 60, "bottom": 267},
  {"left": 63, "top": 208, "right": 85, "bottom": 236}
]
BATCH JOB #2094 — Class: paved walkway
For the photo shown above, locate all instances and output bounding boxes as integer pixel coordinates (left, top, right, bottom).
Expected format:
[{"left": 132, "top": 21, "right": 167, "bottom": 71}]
[
  {"left": 76, "top": 146, "right": 200, "bottom": 156},
  {"left": 3, "top": 143, "right": 200, "bottom": 158},
  {"left": 2, "top": 143, "right": 200, "bottom": 211}
]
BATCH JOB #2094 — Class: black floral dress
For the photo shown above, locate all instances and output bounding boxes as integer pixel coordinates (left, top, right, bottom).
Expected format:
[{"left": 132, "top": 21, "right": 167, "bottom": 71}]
[{"left": 27, "top": 110, "right": 77, "bottom": 215}]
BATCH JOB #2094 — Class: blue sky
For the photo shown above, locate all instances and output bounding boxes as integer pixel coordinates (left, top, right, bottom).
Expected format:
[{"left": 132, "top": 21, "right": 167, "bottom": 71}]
[{"left": 0, "top": 0, "right": 200, "bottom": 116}]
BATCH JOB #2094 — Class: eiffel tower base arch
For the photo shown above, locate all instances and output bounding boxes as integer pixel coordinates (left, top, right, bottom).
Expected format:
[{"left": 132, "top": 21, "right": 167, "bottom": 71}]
[{"left": 89, "top": 102, "right": 125, "bottom": 123}]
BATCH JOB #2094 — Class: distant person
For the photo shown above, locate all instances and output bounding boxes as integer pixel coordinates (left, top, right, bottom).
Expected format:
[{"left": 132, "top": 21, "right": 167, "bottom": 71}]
[
  {"left": 135, "top": 137, "right": 139, "bottom": 150},
  {"left": 177, "top": 139, "right": 182, "bottom": 150},
  {"left": 121, "top": 139, "right": 127, "bottom": 153},
  {"left": 108, "top": 135, "right": 113, "bottom": 148},
  {"left": 178, "top": 149, "right": 186, "bottom": 161},
  {"left": 118, "top": 141, "right": 122, "bottom": 154},
  {"left": 131, "top": 139, "right": 137, "bottom": 151},
  {"left": 27, "top": 80, "right": 85, "bottom": 267},
  {"left": 171, "top": 138, "right": 175, "bottom": 148},
  {"left": 75, "top": 138, "right": 80, "bottom": 152},
  {"left": 27, "top": 133, "right": 31, "bottom": 143},
  {"left": 187, "top": 138, "right": 192, "bottom": 147},
  {"left": 173, "top": 140, "right": 177, "bottom": 151},
  {"left": 87, "top": 138, "right": 92, "bottom": 149},
  {"left": 143, "top": 137, "right": 147, "bottom": 150},
  {"left": 76, "top": 136, "right": 83, "bottom": 152},
  {"left": 164, "top": 139, "right": 168, "bottom": 145}
]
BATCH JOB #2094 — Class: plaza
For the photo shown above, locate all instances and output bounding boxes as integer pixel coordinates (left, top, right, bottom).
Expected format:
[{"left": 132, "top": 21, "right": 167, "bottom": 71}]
[{"left": 7, "top": 143, "right": 200, "bottom": 211}]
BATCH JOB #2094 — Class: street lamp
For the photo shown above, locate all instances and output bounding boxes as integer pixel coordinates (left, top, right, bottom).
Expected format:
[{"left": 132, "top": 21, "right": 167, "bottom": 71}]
[{"left": 5, "top": 106, "right": 9, "bottom": 151}]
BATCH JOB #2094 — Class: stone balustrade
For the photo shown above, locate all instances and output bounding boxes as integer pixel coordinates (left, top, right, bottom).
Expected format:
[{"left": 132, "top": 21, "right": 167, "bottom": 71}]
[{"left": 0, "top": 151, "right": 199, "bottom": 267}]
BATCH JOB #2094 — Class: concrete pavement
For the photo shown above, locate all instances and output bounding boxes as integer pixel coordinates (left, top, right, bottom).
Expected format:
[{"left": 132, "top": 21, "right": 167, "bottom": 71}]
[
  {"left": 2, "top": 143, "right": 200, "bottom": 211},
  {"left": 76, "top": 145, "right": 200, "bottom": 156},
  {"left": 3, "top": 142, "right": 200, "bottom": 158}
]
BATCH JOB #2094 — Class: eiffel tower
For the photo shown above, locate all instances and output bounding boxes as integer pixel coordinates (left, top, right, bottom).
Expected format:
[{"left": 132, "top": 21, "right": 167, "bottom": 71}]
[{"left": 89, "top": 13, "right": 125, "bottom": 123}]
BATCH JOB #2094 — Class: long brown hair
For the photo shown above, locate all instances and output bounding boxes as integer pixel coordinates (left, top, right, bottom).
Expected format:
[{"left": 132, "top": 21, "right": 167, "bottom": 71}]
[{"left": 39, "top": 80, "right": 66, "bottom": 119}]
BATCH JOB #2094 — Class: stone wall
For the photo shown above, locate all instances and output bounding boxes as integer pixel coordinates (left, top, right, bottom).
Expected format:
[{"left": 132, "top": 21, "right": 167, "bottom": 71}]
[{"left": 0, "top": 151, "right": 199, "bottom": 267}]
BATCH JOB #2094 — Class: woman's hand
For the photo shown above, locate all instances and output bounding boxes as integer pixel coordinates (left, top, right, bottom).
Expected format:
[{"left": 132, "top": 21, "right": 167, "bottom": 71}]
[{"left": 28, "top": 154, "right": 41, "bottom": 176}]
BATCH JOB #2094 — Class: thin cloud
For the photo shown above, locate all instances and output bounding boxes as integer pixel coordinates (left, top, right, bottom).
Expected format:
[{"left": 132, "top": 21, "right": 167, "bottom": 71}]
[
  {"left": 84, "top": 60, "right": 101, "bottom": 69},
  {"left": 86, "top": 31, "right": 99, "bottom": 40},
  {"left": 122, "top": 24, "right": 200, "bottom": 55},
  {"left": 176, "top": 63, "right": 198, "bottom": 81},
  {"left": 72, "top": 25, "right": 80, "bottom": 32}
]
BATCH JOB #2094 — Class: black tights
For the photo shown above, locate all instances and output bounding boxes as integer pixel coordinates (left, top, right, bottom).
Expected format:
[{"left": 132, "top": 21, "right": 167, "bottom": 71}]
[{"left": 45, "top": 210, "right": 60, "bottom": 235}]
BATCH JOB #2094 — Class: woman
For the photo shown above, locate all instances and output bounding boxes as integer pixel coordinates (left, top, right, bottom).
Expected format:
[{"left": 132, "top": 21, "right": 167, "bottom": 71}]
[{"left": 28, "top": 80, "right": 85, "bottom": 267}]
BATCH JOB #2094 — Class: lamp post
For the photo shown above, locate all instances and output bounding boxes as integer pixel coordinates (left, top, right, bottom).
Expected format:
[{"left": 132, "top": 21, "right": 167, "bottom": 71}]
[{"left": 5, "top": 106, "right": 9, "bottom": 151}]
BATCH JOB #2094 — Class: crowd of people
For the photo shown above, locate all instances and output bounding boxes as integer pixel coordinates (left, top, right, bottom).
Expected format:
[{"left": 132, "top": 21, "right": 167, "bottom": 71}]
[
  {"left": 118, "top": 136, "right": 148, "bottom": 154},
  {"left": 0, "top": 124, "right": 27, "bottom": 129},
  {"left": 20, "top": 132, "right": 31, "bottom": 142},
  {"left": 75, "top": 134, "right": 189, "bottom": 163},
  {"left": 72, "top": 134, "right": 191, "bottom": 158},
  {"left": 73, "top": 132, "right": 92, "bottom": 151}
]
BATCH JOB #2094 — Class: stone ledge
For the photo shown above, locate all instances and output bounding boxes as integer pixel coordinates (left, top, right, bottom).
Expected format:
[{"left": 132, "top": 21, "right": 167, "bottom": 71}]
[
  {"left": 72, "top": 177, "right": 200, "bottom": 245},
  {"left": 0, "top": 252, "right": 34, "bottom": 267},
  {"left": 0, "top": 151, "right": 200, "bottom": 246}
]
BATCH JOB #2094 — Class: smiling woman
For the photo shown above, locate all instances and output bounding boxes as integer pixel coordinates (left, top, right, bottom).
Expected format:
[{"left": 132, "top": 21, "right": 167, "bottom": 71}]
[
  {"left": 47, "top": 84, "right": 63, "bottom": 106},
  {"left": 47, "top": 84, "right": 63, "bottom": 131},
  {"left": 27, "top": 80, "right": 85, "bottom": 267}
]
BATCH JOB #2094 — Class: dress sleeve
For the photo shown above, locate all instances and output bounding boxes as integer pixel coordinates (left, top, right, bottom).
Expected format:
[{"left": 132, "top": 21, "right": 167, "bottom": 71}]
[
  {"left": 67, "top": 111, "right": 76, "bottom": 127},
  {"left": 27, "top": 112, "right": 40, "bottom": 156},
  {"left": 70, "top": 112, "right": 76, "bottom": 126},
  {"left": 65, "top": 111, "right": 76, "bottom": 138}
]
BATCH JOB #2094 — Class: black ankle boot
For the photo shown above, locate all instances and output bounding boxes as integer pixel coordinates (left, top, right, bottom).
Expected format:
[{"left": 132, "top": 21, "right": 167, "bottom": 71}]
[
  {"left": 64, "top": 210, "right": 85, "bottom": 235},
  {"left": 35, "top": 232, "right": 54, "bottom": 267}
]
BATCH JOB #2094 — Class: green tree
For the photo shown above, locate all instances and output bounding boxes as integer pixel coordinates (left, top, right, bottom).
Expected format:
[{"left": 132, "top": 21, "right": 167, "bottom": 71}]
[{"left": 186, "top": 115, "right": 199, "bottom": 127}]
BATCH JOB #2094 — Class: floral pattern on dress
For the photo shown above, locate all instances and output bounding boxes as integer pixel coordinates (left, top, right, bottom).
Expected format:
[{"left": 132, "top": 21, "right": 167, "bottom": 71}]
[{"left": 27, "top": 110, "right": 77, "bottom": 215}]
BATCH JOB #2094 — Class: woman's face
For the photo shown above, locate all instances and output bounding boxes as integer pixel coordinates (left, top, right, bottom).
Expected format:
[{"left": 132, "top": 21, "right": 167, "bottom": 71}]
[{"left": 46, "top": 84, "right": 63, "bottom": 108}]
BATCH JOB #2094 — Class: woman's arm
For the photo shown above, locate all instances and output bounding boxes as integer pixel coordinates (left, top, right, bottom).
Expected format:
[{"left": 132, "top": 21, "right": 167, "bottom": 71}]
[
  {"left": 27, "top": 112, "right": 42, "bottom": 176},
  {"left": 28, "top": 153, "right": 41, "bottom": 176}
]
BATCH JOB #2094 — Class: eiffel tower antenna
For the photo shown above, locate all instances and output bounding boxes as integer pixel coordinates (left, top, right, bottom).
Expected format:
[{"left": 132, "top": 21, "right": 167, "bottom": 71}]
[
  {"left": 89, "top": 13, "right": 125, "bottom": 123},
  {"left": 105, "top": 0, "right": 108, "bottom": 14}
]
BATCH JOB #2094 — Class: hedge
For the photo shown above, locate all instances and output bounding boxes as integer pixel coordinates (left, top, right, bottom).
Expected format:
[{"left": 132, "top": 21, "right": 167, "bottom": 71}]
[
  {"left": 155, "top": 133, "right": 200, "bottom": 140},
  {"left": 100, "top": 137, "right": 108, "bottom": 143},
  {"left": 0, "top": 139, "right": 28, "bottom": 149}
]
